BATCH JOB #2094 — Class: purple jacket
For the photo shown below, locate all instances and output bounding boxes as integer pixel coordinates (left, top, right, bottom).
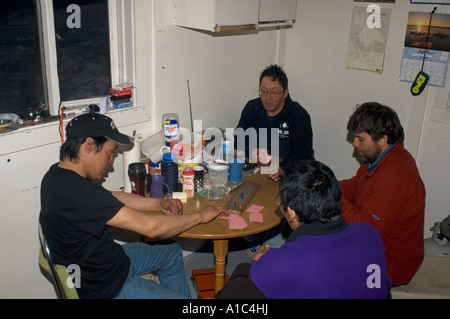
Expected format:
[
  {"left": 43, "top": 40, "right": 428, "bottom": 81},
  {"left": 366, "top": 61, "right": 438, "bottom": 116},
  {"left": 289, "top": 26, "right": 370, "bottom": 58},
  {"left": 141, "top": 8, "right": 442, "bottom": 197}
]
[{"left": 216, "top": 216, "right": 392, "bottom": 299}]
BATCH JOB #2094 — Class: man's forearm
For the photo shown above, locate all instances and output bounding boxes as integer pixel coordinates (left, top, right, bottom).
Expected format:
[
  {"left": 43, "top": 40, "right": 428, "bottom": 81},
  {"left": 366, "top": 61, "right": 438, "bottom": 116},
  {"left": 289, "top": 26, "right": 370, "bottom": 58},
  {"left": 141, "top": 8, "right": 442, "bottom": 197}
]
[
  {"left": 111, "top": 191, "right": 162, "bottom": 211},
  {"left": 146, "top": 213, "right": 204, "bottom": 239}
]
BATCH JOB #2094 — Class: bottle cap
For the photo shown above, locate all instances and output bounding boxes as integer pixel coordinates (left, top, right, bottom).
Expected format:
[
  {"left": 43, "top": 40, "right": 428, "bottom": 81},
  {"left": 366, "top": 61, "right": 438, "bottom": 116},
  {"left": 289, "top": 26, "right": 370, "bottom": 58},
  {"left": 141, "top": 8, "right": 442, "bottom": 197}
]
[
  {"left": 163, "top": 152, "right": 175, "bottom": 162},
  {"left": 183, "top": 167, "right": 194, "bottom": 175}
]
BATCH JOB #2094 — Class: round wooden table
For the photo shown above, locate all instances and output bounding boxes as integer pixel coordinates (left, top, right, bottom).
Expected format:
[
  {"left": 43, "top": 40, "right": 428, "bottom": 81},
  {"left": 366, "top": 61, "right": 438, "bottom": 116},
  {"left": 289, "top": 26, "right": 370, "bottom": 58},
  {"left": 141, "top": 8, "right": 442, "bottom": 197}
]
[{"left": 178, "top": 171, "right": 283, "bottom": 294}]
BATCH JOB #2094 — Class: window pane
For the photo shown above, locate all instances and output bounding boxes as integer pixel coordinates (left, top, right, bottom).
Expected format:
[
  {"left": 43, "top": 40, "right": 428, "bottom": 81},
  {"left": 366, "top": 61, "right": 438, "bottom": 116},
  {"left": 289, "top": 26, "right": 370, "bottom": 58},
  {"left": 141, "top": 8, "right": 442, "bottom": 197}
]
[
  {"left": 53, "top": 0, "right": 111, "bottom": 102},
  {"left": 0, "top": 0, "right": 46, "bottom": 118}
]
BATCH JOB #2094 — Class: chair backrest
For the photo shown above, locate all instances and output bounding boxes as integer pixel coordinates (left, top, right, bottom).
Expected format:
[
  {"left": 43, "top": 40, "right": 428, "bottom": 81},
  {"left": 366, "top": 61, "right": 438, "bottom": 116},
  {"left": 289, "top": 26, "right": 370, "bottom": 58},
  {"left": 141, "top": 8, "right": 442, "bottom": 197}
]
[{"left": 38, "top": 223, "right": 79, "bottom": 299}]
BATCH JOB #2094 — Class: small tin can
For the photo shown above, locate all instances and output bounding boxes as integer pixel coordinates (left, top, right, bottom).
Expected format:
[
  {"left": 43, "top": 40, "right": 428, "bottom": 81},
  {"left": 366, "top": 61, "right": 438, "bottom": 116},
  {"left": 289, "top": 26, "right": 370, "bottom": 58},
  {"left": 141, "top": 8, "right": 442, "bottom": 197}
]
[
  {"left": 182, "top": 167, "right": 195, "bottom": 198},
  {"left": 193, "top": 165, "right": 204, "bottom": 192}
]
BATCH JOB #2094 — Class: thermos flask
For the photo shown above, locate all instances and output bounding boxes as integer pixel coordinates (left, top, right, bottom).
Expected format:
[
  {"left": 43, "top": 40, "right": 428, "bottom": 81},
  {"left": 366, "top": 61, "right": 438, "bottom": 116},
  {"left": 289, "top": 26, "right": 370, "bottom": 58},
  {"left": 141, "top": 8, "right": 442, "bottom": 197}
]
[{"left": 128, "top": 162, "right": 146, "bottom": 196}]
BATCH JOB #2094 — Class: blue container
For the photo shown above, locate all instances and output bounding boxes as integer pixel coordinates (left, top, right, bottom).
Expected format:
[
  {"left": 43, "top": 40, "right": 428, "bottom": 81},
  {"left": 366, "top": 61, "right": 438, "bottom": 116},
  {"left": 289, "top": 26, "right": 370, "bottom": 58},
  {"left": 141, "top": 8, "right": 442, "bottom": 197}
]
[
  {"left": 161, "top": 152, "right": 178, "bottom": 193},
  {"left": 228, "top": 159, "right": 244, "bottom": 183}
]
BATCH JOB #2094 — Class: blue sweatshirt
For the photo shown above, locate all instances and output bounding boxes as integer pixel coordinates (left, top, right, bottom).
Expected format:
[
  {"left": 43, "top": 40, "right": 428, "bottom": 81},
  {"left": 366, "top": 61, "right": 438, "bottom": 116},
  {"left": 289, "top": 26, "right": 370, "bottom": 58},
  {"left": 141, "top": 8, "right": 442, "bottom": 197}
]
[{"left": 235, "top": 94, "right": 314, "bottom": 170}]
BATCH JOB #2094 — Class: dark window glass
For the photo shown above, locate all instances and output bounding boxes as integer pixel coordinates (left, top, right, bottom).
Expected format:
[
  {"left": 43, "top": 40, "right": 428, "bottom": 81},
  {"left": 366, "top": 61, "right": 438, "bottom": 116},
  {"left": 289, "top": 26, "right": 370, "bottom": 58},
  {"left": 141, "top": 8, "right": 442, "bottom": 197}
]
[
  {"left": 0, "top": 0, "right": 46, "bottom": 118},
  {"left": 53, "top": 0, "right": 111, "bottom": 102},
  {"left": 0, "top": 0, "right": 111, "bottom": 119}
]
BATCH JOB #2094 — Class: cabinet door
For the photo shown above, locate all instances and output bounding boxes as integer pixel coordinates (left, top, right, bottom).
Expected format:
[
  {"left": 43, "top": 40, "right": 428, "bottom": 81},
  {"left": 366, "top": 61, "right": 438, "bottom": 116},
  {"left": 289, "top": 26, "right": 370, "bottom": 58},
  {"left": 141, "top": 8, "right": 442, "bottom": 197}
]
[
  {"left": 215, "top": 0, "right": 259, "bottom": 27},
  {"left": 174, "top": 0, "right": 259, "bottom": 32},
  {"left": 259, "top": 0, "right": 297, "bottom": 23}
]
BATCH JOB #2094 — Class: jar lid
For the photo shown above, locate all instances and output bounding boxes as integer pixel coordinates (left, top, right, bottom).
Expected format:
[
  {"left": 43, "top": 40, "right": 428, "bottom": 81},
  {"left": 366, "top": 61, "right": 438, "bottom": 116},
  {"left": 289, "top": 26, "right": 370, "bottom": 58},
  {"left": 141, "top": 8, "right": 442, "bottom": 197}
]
[
  {"left": 207, "top": 162, "right": 229, "bottom": 170},
  {"left": 183, "top": 167, "right": 194, "bottom": 175},
  {"left": 150, "top": 161, "right": 160, "bottom": 167},
  {"left": 162, "top": 152, "right": 175, "bottom": 162}
]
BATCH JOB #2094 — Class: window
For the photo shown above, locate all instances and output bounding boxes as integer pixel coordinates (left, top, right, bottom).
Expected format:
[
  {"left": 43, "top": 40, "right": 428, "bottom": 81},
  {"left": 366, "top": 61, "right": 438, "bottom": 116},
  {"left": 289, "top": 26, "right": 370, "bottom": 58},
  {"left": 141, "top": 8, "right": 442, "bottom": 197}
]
[
  {"left": 53, "top": 0, "right": 111, "bottom": 102},
  {"left": 0, "top": 0, "right": 45, "bottom": 118},
  {"left": 0, "top": 0, "right": 112, "bottom": 119}
]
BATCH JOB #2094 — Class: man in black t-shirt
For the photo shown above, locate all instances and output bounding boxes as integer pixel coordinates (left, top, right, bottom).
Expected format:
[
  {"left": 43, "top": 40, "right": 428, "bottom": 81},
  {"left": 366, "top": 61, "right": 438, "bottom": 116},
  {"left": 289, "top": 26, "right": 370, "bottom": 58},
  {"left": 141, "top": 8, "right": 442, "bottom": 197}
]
[{"left": 39, "top": 113, "right": 229, "bottom": 298}]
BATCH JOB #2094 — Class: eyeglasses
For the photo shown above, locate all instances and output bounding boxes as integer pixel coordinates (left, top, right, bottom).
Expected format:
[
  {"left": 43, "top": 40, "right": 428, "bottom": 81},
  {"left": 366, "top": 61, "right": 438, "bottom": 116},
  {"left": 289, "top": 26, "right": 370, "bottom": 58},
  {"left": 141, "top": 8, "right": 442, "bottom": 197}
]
[{"left": 259, "top": 90, "right": 284, "bottom": 98}]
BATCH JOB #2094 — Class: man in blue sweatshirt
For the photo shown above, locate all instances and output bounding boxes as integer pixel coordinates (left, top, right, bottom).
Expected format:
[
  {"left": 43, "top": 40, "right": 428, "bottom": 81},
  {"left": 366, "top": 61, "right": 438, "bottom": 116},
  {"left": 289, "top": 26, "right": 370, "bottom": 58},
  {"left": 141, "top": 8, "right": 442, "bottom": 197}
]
[
  {"left": 216, "top": 160, "right": 391, "bottom": 299},
  {"left": 234, "top": 64, "right": 314, "bottom": 182},
  {"left": 235, "top": 64, "right": 314, "bottom": 251}
]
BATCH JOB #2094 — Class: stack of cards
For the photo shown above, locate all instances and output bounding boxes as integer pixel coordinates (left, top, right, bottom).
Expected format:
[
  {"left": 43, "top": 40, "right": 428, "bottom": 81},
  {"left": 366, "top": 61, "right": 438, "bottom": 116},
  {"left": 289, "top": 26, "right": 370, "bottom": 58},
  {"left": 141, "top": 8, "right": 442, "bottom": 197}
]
[
  {"left": 219, "top": 204, "right": 265, "bottom": 229},
  {"left": 219, "top": 213, "right": 248, "bottom": 229},
  {"left": 247, "top": 204, "right": 264, "bottom": 223}
]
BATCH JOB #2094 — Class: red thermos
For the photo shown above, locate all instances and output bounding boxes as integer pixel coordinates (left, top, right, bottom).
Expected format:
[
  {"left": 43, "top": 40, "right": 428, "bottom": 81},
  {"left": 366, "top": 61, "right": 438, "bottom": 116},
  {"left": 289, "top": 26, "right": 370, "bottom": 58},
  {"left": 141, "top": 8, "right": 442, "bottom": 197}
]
[{"left": 128, "top": 162, "right": 146, "bottom": 196}]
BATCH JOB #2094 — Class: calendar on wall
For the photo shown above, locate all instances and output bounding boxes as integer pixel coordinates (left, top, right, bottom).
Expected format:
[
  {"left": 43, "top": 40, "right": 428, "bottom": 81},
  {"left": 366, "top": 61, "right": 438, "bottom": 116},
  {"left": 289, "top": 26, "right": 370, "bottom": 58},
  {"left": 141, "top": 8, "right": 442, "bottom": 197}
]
[
  {"left": 399, "top": 47, "right": 449, "bottom": 87},
  {"left": 410, "top": 0, "right": 450, "bottom": 4},
  {"left": 399, "top": 11, "right": 450, "bottom": 87}
]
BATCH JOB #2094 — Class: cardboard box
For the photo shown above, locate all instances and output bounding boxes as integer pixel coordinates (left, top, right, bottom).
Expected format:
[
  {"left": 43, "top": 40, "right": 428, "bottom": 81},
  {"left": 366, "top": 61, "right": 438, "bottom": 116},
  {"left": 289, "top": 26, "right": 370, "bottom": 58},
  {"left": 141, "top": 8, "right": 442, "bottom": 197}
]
[{"left": 191, "top": 267, "right": 228, "bottom": 299}]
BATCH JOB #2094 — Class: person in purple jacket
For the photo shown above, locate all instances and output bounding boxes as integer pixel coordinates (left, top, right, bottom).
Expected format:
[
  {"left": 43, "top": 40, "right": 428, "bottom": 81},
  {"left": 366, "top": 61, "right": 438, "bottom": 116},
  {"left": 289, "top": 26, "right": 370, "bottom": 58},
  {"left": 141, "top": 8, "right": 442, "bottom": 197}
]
[{"left": 216, "top": 160, "right": 392, "bottom": 299}]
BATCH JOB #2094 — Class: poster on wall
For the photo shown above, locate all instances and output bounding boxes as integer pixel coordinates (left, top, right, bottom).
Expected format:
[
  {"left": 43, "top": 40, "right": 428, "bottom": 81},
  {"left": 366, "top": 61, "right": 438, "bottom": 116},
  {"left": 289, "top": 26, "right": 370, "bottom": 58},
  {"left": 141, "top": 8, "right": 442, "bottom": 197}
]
[
  {"left": 346, "top": 6, "right": 392, "bottom": 72},
  {"left": 404, "top": 11, "right": 450, "bottom": 52},
  {"left": 399, "top": 11, "right": 450, "bottom": 87}
]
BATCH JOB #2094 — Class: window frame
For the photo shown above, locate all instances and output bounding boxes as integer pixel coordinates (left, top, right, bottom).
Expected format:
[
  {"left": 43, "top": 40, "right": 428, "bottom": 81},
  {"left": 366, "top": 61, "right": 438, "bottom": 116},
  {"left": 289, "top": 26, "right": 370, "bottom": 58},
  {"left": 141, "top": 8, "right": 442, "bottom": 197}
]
[{"left": 38, "top": 0, "right": 126, "bottom": 116}]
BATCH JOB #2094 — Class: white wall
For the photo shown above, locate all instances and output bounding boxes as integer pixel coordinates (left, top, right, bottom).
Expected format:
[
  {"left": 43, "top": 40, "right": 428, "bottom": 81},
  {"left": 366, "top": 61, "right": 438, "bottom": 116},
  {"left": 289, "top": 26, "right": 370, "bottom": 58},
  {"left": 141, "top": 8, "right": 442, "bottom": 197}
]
[{"left": 1, "top": 0, "right": 449, "bottom": 298}]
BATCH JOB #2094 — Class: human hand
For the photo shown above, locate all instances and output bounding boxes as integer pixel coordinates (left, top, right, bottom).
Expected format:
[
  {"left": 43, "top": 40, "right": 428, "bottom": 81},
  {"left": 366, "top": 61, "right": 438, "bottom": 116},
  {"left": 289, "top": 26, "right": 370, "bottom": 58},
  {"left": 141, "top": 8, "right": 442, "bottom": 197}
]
[
  {"left": 249, "top": 148, "right": 272, "bottom": 165},
  {"left": 160, "top": 199, "right": 183, "bottom": 215},
  {"left": 199, "top": 205, "right": 230, "bottom": 223},
  {"left": 269, "top": 167, "right": 284, "bottom": 182},
  {"left": 252, "top": 244, "right": 270, "bottom": 261}
]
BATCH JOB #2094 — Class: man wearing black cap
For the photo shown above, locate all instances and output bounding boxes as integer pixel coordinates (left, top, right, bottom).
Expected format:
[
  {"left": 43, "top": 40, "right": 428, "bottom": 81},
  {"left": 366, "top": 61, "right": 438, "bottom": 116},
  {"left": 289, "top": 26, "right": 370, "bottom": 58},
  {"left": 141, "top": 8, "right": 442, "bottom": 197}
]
[{"left": 39, "top": 113, "right": 229, "bottom": 299}]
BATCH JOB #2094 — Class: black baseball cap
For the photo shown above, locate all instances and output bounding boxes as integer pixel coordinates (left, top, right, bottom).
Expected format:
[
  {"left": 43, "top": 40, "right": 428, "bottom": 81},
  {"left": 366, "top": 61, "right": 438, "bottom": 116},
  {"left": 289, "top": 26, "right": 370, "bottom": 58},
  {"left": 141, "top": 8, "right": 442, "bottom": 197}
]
[{"left": 66, "top": 113, "right": 134, "bottom": 145}]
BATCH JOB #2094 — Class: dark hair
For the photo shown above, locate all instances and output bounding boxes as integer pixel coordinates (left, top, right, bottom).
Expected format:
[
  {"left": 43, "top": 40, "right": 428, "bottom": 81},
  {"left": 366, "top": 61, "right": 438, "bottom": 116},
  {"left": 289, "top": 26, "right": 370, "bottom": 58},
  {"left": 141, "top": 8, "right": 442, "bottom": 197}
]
[
  {"left": 259, "top": 64, "right": 288, "bottom": 90},
  {"left": 59, "top": 136, "right": 108, "bottom": 163},
  {"left": 347, "top": 102, "right": 404, "bottom": 144},
  {"left": 279, "top": 160, "right": 341, "bottom": 223}
]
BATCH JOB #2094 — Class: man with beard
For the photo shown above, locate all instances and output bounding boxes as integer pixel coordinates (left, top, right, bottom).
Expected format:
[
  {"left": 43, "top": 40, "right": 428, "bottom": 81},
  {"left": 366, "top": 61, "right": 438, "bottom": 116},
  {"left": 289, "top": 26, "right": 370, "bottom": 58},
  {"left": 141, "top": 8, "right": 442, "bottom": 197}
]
[{"left": 339, "top": 102, "right": 426, "bottom": 286}]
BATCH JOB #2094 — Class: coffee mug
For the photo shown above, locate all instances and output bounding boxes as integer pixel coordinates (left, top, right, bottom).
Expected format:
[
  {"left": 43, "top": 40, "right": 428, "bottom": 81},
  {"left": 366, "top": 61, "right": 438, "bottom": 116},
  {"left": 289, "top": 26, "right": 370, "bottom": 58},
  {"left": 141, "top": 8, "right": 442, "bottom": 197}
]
[{"left": 150, "top": 174, "right": 170, "bottom": 198}]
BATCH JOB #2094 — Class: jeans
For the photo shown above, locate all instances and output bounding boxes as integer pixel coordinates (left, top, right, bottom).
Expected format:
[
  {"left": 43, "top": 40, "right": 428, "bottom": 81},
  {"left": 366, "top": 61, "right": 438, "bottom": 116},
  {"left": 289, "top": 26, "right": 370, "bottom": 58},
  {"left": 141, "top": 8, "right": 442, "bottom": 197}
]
[
  {"left": 244, "top": 220, "right": 286, "bottom": 249},
  {"left": 114, "top": 241, "right": 191, "bottom": 299}
]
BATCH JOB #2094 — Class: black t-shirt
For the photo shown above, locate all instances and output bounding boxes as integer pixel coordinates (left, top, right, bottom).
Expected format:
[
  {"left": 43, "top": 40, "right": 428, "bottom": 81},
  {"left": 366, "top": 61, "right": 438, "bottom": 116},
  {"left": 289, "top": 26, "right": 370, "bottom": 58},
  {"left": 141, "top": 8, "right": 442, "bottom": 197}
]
[{"left": 39, "top": 163, "right": 130, "bottom": 298}]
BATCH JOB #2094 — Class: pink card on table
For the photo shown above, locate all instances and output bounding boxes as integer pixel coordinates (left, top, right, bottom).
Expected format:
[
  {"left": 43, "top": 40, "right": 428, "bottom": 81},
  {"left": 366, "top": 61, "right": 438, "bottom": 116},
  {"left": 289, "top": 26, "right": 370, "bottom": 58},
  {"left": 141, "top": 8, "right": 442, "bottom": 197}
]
[
  {"left": 228, "top": 214, "right": 248, "bottom": 229},
  {"left": 246, "top": 204, "right": 264, "bottom": 214},
  {"left": 249, "top": 212, "right": 264, "bottom": 223}
]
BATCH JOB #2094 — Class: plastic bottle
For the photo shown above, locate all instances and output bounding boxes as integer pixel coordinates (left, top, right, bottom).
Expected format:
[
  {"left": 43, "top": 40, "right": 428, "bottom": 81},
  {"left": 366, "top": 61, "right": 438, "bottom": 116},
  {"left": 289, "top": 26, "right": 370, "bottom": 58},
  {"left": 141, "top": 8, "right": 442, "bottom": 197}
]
[
  {"left": 182, "top": 167, "right": 195, "bottom": 198},
  {"left": 162, "top": 113, "right": 179, "bottom": 144},
  {"left": 161, "top": 152, "right": 179, "bottom": 193}
]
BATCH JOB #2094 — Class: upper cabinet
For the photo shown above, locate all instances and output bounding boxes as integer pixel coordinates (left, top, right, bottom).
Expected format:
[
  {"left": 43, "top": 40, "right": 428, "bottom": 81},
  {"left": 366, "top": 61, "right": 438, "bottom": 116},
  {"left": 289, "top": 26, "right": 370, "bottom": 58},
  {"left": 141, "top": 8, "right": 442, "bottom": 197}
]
[
  {"left": 258, "top": 0, "right": 297, "bottom": 28},
  {"left": 173, "top": 0, "right": 297, "bottom": 32}
]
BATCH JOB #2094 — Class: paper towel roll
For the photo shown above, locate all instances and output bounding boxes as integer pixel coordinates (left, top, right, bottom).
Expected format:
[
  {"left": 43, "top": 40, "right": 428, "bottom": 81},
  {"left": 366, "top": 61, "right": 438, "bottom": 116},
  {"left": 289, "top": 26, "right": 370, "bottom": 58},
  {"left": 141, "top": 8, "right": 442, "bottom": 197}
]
[
  {"left": 123, "top": 136, "right": 142, "bottom": 193},
  {"left": 140, "top": 131, "right": 166, "bottom": 163}
]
